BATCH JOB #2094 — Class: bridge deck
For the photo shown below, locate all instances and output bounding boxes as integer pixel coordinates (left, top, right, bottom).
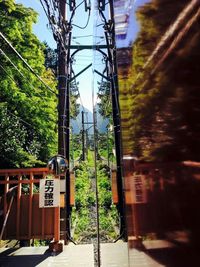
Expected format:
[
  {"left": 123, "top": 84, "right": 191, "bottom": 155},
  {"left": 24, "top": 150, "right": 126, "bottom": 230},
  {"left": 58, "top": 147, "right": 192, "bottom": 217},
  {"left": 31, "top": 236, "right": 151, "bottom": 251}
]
[
  {"left": 0, "top": 240, "right": 199, "bottom": 267},
  {"left": 0, "top": 243, "right": 94, "bottom": 267}
]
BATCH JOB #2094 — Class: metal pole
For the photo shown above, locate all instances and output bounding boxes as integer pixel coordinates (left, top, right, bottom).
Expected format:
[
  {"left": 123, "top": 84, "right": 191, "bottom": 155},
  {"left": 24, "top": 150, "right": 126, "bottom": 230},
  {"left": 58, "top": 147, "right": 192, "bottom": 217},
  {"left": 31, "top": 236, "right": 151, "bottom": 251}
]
[
  {"left": 107, "top": 0, "right": 126, "bottom": 238},
  {"left": 66, "top": 32, "right": 71, "bottom": 239},
  {"left": 58, "top": 0, "right": 71, "bottom": 240},
  {"left": 107, "top": 128, "right": 110, "bottom": 169},
  {"left": 58, "top": 0, "right": 67, "bottom": 158},
  {"left": 93, "top": 109, "right": 101, "bottom": 267},
  {"left": 86, "top": 128, "right": 88, "bottom": 159},
  {"left": 81, "top": 111, "right": 85, "bottom": 161}
]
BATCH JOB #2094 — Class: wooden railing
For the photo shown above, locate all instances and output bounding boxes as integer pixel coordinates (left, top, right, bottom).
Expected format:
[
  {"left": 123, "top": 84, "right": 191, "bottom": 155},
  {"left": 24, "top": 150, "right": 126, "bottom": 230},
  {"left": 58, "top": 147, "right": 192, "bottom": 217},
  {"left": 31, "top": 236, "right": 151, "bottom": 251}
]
[
  {"left": 111, "top": 170, "right": 118, "bottom": 204},
  {"left": 122, "top": 159, "right": 200, "bottom": 246},
  {"left": 0, "top": 168, "right": 73, "bottom": 241}
]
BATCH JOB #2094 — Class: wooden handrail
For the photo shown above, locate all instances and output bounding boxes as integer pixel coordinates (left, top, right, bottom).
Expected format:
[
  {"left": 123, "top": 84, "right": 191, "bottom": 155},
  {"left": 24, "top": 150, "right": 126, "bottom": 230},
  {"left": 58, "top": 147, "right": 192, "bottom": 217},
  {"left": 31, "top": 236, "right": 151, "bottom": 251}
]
[
  {"left": 135, "top": 161, "right": 200, "bottom": 170},
  {"left": 0, "top": 168, "right": 49, "bottom": 176}
]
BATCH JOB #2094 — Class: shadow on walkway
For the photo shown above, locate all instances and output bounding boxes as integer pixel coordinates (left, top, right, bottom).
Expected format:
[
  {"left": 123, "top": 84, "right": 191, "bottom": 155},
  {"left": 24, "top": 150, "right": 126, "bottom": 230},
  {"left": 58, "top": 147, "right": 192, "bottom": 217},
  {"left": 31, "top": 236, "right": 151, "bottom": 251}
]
[
  {"left": 0, "top": 247, "right": 52, "bottom": 267},
  {"left": 146, "top": 246, "right": 200, "bottom": 267}
]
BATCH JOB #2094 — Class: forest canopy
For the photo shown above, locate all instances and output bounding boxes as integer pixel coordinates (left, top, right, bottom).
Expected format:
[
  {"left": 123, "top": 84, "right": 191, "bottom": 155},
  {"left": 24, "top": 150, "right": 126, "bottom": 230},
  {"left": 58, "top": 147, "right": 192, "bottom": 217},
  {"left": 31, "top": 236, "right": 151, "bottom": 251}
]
[{"left": 0, "top": 0, "right": 58, "bottom": 168}]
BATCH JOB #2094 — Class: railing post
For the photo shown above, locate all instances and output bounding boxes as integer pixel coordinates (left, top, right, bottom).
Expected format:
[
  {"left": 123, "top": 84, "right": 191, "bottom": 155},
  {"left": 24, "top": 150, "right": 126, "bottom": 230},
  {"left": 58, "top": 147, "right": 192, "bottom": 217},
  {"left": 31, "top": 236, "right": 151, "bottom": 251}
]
[
  {"left": 28, "top": 172, "right": 33, "bottom": 239},
  {"left": 16, "top": 174, "right": 22, "bottom": 240}
]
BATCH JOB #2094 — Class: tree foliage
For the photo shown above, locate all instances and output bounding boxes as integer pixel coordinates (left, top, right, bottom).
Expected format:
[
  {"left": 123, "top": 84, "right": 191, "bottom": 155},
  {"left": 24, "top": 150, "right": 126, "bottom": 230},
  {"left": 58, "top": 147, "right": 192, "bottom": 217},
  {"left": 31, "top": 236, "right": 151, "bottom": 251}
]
[
  {"left": 70, "top": 80, "right": 80, "bottom": 119},
  {"left": 0, "top": 0, "right": 57, "bottom": 168},
  {"left": 119, "top": 0, "right": 200, "bottom": 161},
  {"left": 43, "top": 42, "right": 57, "bottom": 75},
  {"left": 97, "top": 81, "right": 112, "bottom": 119}
]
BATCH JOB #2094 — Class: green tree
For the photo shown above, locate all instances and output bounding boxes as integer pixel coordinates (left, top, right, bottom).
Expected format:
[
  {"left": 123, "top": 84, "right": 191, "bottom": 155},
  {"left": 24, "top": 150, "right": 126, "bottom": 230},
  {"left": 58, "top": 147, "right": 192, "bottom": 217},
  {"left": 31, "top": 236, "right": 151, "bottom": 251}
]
[
  {"left": 0, "top": 0, "right": 57, "bottom": 168},
  {"left": 43, "top": 42, "right": 57, "bottom": 75},
  {"left": 97, "top": 81, "right": 112, "bottom": 119},
  {"left": 70, "top": 80, "right": 80, "bottom": 119}
]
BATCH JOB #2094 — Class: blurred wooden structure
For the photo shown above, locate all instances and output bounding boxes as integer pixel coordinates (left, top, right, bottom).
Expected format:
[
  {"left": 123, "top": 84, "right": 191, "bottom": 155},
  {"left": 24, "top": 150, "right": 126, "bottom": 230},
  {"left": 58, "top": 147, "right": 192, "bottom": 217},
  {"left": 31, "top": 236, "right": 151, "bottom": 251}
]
[
  {"left": 111, "top": 170, "right": 118, "bottom": 204},
  {"left": 126, "top": 159, "right": 200, "bottom": 244},
  {"left": 112, "top": 158, "right": 200, "bottom": 247}
]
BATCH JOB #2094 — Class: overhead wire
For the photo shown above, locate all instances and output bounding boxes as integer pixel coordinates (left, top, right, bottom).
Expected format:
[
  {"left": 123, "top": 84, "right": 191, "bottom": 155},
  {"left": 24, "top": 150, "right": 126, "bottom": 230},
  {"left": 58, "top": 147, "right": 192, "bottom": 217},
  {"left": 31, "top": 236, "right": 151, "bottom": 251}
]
[
  {"left": 152, "top": 6, "right": 200, "bottom": 74},
  {"left": 0, "top": 63, "right": 18, "bottom": 85},
  {"left": 6, "top": 110, "right": 36, "bottom": 130},
  {"left": 39, "top": 0, "right": 66, "bottom": 49},
  {"left": 0, "top": 49, "right": 43, "bottom": 101},
  {"left": 129, "top": 0, "right": 200, "bottom": 93},
  {"left": 3, "top": 108, "right": 49, "bottom": 145},
  {"left": 143, "top": 0, "right": 199, "bottom": 69},
  {"left": 72, "top": 8, "right": 91, "bottom": 29},
  {"left": 0, "top": 31, "right": 57, "bottom": 96},
  {"left": 0, "top": 48, "right": 56, "bottom": 102},
  {"left": 40, "top": 0, "right": 90, "bottom": 121},
  {"left": 0, "top": 49, "right": 28, "bottom": 85},
  {"left": 39, "top": 0, "right": 95, "bottom": 143},
  {"left": 0, "top": 49, "right": 57, "bottom": 131},
  {"left": 95, "top": 4, "right": 122, "bottom": 118},
  {"left": 0, "top": 100, "right": 39, "bottom": 134},
  {"left": 92, "top": 10, "right": 119, "bottom": 119},
  {"left": 72, "top": 34, "right": 100, "bottom": 38},
  {"left": 0, "top": 61, "right": 37, "bottom": 101},
  {"left": 69, "top": 0, "right": 85, "bottom": 24}
]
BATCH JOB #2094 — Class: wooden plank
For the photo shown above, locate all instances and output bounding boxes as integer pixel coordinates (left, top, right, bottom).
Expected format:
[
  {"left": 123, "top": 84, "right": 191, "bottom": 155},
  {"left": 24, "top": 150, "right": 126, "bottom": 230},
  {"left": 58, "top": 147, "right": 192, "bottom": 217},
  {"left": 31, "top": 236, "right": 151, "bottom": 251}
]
[
  {"left": 42, "top": 208, "right": 45, "bottom": 239},
  {"left": 135, "top": 161, "right": 200, "bottom": 171},
  {"left": 16, "top": 175, "right": 22, "bottom": 239},
  {"left": 3, "top": 175, "right": 9, "bottom": 217},
  {"left": 7, "top": 200, "right": 17, "bottom": 238},
  {"left": 45, "top": 208, "right": 54, "bottom": 235},
  {"left": 54, "top": 176, "right": 60, "bottom": 242},
  {"left": 0, "top": 194, "right": 14, "bottom": 241},
  {"left": 3, "top": 175, "right": 9, "bottom": 239},
  {"left": 111, "top": 171, "right": 118, "bottom": 204},
  {"left": 0, "top": 169, "right": 73, "bottom": 176},
  {"left": 0, "top": 179, "right": 40, "bottom": 185},
  {"left": 20, "top": 195, "right": 29, "bottom": 237},
  {"left": 28, "top": 173, "right": 33, "bottom": 239},
  {"left": 1, "top": 182, "right": 56, "bottom": 240},
  {"left": 70, "top": 173, "right": 75, "bottom": 206},
  {"left": 54, "top": 207, "right": 60, "bottom": 242},
  {"left": 0, "top": 179, "right": 41, "bottom": 184},
  {"left": 32, "top": 194, "right": 41, "bottom": 237},
  {"left": 60, "top": 194, "right": 65, "bottom": 208},
  {"left": 0, "top": 168, "right": 49, "bottom": 176}
]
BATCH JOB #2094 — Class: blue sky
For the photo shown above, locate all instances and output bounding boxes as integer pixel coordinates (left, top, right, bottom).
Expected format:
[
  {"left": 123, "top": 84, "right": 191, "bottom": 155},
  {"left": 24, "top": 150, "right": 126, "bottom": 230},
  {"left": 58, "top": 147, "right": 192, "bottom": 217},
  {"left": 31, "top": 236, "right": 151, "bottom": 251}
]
[
  {"left": 16, "top": 0, "right": 95, "bottom": 111},
  {"left": 15, "top": 0, "right": 150, "bottom": 111},
  {"left": 16, "top": 0, "right": 56, "bottom": 47}
]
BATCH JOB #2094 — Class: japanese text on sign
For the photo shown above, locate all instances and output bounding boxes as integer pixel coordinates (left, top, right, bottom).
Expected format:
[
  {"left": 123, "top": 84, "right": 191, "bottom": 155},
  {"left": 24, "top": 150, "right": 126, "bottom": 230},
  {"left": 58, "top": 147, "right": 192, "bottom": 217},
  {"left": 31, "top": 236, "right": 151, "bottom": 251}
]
[
  {"left": 39, "top": 179, "right": 60, "bottom": 208},
  {"left": 132, "top": 174, "right": 147, "bottom": 204}
]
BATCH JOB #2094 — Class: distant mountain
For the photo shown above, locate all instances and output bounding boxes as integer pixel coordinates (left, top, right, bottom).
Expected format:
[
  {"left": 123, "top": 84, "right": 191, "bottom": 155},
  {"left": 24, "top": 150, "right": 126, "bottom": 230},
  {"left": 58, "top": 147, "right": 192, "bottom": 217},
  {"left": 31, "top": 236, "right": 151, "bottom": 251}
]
[
  {"left": 71, "top": 105, "right": 109, "bottom": 134},
  {"left": 71, "top": 106, "right": 93, "bottom": 134},
  {"left": 96, "top": 104, "right": 109, "bottom": 133}
]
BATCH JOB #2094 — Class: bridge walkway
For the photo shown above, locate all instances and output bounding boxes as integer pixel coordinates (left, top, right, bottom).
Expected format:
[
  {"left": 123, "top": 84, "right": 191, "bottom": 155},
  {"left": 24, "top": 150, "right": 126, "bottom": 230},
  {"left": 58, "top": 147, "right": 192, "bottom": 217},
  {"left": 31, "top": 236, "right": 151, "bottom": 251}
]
[{"left": 0, "top": 240, "right": 199, "bottom": 266}]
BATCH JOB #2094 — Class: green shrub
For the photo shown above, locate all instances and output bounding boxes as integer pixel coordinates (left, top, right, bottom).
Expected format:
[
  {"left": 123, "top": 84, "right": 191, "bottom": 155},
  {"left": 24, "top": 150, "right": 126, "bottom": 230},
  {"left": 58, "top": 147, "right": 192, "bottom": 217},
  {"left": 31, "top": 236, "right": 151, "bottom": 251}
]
[{"left": 87, "top": 192, "right": 95, "bottom": 206}]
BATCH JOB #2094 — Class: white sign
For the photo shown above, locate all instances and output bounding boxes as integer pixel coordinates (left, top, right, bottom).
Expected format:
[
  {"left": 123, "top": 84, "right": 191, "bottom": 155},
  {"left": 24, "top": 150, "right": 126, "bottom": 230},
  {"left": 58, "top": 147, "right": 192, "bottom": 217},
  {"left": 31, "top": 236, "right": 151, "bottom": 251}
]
[
  {"left": 39, "top": 179, "right": 60, "bottom": 208},
  {"left": 132, "top": 174, "right": 147, "bottom": 204}
]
